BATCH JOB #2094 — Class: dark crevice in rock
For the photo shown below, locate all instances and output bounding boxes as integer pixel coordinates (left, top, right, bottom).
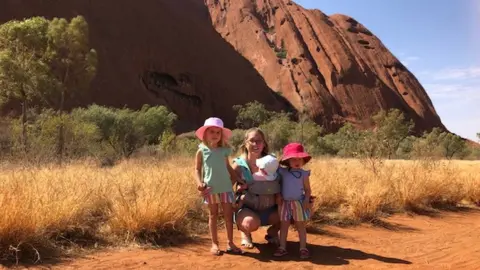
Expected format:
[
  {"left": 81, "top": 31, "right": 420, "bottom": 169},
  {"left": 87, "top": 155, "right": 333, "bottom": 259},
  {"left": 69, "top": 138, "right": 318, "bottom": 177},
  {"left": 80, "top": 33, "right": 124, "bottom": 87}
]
[
  {"left": 289, "top": 69, "right": 302, "bottom": 100},
  {"left": 141, "top": 71, "right": 202, "bottom": 106},
  {"left": 357, "top": 39, "right": 369, "bottom": 45},
  {"left": 346, "top": 17, "right": 358, "bottom": 26}
]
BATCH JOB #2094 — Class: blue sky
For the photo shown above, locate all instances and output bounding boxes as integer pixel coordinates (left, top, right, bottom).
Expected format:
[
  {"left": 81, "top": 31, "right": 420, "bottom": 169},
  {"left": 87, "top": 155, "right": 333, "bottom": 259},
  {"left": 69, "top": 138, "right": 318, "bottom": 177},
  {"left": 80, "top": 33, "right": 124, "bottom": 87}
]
[{"left": 296, "top": 0, "right": 479, "bottom": 141}]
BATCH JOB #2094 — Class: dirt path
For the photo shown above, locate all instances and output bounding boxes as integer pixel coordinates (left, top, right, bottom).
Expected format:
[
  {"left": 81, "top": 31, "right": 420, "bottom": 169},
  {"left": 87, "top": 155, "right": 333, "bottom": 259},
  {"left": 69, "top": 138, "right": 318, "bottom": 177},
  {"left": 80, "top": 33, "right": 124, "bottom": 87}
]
[{"left": 15, "top": 210, "right": 480, "bottom": 269}]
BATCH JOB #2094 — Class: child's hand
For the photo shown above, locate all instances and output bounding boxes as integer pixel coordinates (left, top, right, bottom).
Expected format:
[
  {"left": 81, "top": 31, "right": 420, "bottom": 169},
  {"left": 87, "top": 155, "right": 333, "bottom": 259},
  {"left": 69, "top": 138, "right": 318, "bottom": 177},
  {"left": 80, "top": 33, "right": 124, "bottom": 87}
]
[
  {"left": 303, "top": 200, "right": 311, "bottom": 211},
  {"left": 197, "top": 182, "right": 206, "bottom": 191},
  {"left": 237, "top": 183, "right": 248, "bottom": 192},
  {"left": 200, "top": 186, "right": 212, "bottom": 196}
]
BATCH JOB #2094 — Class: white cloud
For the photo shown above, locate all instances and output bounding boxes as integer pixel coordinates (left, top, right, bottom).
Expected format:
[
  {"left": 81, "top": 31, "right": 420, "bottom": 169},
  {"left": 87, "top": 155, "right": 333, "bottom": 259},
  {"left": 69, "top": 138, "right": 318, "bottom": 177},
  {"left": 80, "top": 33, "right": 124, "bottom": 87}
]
[
  {"left": 419, "top": 65, "right": 480, "bottom": 141},
  {"left": 423, "top": 83, "right": 479, "bottom": 99},
  {"left": 405, "top": 56, "right": 420, "bottom": 61},
  {"left": 400, "top": 56, "right": 420, "bottom": 67},
  {"left": 431, "top": 66, "right": 480, "bottom": 80}
]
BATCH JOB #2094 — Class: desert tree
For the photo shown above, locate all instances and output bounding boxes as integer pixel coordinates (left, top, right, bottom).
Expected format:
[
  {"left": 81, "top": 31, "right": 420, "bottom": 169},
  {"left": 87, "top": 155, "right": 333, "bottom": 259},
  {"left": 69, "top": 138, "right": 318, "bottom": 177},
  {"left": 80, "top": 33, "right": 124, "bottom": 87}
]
[
  {"left": 413, "top": 128, "right": 468, "bottom": 160},
  {"left": 371, "top": 109, "right": 414, "bottom": 159},
  {"left": 0, "top": 17, "right": 50, "bottom": 151},
  {"left": 42, "top": 16, "right": 98, "bottom": 162},
  {"left": 440, "top": 133, "right": 468, "bottom": 160}
]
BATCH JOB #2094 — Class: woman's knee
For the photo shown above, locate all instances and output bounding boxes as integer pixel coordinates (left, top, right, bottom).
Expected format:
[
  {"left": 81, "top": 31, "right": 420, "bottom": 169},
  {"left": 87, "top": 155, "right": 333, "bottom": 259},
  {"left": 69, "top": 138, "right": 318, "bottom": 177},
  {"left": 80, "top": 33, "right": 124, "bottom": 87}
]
[{"left": 242, "top": 216, "right": 260, "bottom": 231}]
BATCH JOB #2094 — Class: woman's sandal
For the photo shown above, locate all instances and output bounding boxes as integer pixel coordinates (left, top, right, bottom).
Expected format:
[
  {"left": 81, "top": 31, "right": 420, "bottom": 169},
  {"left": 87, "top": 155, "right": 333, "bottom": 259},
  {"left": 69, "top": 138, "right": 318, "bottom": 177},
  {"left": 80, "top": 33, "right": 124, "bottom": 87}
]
[
  {"left": 273, "top": 247, "right": 288, "bottom": 257},
  {"left": 299, "top": 248, "right": 310, "bottom": 259},
  {"left": 241, "top": 233, "right": 254, "bottom": 249}
]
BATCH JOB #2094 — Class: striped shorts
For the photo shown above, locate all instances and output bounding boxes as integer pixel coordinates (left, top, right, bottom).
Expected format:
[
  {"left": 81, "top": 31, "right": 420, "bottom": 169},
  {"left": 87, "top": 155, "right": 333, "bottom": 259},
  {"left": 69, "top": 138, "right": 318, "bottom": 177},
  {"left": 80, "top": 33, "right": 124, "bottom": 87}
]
[
  {"left": 203, "top": 191, "right": 235, "bottom": 205},
  {"left": 280, "top": 199, "right": 310, "bottom": 222}
]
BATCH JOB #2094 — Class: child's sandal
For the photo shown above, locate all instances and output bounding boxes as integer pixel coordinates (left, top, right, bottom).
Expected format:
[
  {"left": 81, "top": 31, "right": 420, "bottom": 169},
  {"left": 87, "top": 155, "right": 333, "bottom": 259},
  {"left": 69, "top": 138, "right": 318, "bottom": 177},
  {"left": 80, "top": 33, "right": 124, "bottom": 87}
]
[
  {"left": 226, "top": 246, "right": 244, "bottom": 255},
  {"left": 273, "top": 247, "right": 288, "bottom": 257},
  {"left": 299, "top": 248, "right": 310, "bottom": 259}
]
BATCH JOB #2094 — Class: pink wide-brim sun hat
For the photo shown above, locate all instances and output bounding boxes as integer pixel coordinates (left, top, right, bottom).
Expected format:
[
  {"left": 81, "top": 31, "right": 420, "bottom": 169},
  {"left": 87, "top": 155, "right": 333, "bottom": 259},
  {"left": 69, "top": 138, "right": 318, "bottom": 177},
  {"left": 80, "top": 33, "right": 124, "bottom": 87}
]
[
  {"left": 280, "top": 142, "right": 312, "bottom": 165},
  {"left": 195, "top": 117, "right": 233, "bottom": 141}
]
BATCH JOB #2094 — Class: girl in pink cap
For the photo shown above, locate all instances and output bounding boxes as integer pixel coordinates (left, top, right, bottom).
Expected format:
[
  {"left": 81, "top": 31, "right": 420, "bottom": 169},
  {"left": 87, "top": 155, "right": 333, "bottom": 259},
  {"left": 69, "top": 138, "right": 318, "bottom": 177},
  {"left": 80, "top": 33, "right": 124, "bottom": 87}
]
[
  {"left": 194, "top": 117, "right": 244, "bottom": 255},
  {"left": 274, "top": 142, "right": 312, "bottom": 259}
]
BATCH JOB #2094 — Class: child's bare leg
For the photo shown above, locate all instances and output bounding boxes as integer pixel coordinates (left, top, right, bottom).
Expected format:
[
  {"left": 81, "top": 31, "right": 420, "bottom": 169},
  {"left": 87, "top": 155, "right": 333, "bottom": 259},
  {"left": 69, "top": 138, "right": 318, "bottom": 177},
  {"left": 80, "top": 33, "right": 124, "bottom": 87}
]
[
  {"left": 222, "top": 203, "right": 240, "bottom": 250},
  {"left": 276, "top": 195, "right": 282, "bottom": 217},
  {"left": 208, "top": 204, "right": 219, "bottom": 252},
  {"left": 295, "top": 221, "right": 307, "bottom": 250},
  {"left": 279, "top": 221, "right": 290, "bottom": 250}
]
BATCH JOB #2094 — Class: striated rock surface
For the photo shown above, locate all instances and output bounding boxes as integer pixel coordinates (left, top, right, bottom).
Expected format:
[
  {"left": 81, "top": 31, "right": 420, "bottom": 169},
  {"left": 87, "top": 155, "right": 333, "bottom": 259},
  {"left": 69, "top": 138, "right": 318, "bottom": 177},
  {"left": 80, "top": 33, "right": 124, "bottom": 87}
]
[
  {"left": 206, "top": 0, "right": 444, "bottom": 132},
  {"left": 0, "top": 0, "right": 444, "bottom": 133}
]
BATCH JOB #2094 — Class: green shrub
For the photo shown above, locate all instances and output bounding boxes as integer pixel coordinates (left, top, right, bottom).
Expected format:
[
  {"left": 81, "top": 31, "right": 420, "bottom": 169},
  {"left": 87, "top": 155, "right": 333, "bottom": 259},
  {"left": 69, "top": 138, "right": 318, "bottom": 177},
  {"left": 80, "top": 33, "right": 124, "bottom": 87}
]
[
  {"left": 229, "top": 129, "right": 246, "bottom": 154},
  {"left": 412, "top": 128, "right": 469, "bottom": 160},
  {"left": 233, "top": 101, "right": 274, "bottom": 129},
  {"left": 276, "top": 50, "right": 287, "bottom": 59},
  {"left": 173, "top": 137, "right": 199, "bottom": 156},
  {"left": 72, "top": 104, "right": 177, "bottom": 158},
  {"left": 9, "top": 109, "right": 100, "bottom": 160},
  {"left": 0, "top": 119, "right": 13, "bottom": 157},
  {"left": 259, "top": 112, "right": 295, "bottom": 152}
]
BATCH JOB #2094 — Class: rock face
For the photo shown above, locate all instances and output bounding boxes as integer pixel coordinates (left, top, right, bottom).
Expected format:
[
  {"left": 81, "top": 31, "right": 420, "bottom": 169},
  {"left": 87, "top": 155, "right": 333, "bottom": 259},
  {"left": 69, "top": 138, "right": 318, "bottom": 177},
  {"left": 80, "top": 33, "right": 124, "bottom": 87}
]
[
  {"left": 206, "top": 0, "right": 444, "bottom": 132},
  {"left": 0, "top": 0, "right": 291, "bottom": 132},
  {"left": 0, "top": 0, "right": 444, "bottom": 133}
]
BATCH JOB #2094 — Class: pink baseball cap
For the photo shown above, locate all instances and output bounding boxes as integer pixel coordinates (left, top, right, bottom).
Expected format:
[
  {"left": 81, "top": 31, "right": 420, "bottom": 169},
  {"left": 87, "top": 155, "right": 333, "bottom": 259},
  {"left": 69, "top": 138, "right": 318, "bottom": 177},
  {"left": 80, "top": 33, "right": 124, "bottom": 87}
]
[{"left": 195, "top": 117, "right": 232, "bottom": 141}]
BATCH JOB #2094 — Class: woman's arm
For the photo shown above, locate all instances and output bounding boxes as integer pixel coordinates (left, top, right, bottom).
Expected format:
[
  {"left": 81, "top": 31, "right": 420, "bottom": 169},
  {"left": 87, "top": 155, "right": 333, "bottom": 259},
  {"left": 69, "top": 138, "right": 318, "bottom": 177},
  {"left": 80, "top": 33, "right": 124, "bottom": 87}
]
[
  {"left": 195, "top": 150, "right": 205, "bottom": 190},
  {"left": 226, "top": 158, "right": 244, "bottom": 185}
]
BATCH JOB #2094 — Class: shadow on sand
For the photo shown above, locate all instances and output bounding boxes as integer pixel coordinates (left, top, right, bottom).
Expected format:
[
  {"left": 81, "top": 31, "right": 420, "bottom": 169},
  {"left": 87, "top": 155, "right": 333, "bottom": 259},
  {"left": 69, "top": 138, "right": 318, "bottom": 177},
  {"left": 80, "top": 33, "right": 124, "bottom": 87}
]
[
  {"left": 408, "top": 205, "right": 480, "bottom": 218},
  {"left": 242, "top": 241, "right": 412, "bottom": 266}
]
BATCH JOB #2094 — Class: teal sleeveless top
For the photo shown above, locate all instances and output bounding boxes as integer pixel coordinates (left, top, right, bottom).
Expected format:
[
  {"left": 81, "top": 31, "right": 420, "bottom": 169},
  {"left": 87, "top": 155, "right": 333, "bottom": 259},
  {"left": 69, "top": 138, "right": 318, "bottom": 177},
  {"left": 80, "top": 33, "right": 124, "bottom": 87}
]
[
  {"left": 199, "top": 143, "right": 233, "bottom": 194},
  {"left": 232, "top": 157, "right": 254, "bottom": 184}
]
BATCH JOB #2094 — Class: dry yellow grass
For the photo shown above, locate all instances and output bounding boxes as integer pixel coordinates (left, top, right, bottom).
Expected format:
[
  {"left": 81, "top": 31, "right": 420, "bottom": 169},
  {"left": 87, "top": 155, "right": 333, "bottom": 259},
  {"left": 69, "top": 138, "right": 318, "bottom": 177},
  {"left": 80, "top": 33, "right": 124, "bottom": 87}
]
[{"left": 0, "top": 157, "right": 479, "bottom": 262}]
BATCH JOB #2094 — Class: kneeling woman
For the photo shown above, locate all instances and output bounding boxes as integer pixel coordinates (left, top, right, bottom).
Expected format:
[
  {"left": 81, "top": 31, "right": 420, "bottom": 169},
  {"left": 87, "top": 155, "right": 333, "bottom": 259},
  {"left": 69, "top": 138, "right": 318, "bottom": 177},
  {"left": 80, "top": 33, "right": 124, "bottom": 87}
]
[{"left": 232, "top": 128, "right": 281, "bottom": 248}]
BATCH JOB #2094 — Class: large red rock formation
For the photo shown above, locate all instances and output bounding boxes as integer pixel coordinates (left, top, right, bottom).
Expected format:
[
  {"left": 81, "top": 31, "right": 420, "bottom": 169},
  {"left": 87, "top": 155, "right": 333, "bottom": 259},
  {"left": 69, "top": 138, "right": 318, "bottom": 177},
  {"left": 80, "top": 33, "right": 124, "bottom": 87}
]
[
  {"left": 206, "top": 0, "right": 444, "bottom": 132},
  {"left": 0, "top": 0, "right": 291, "bottom": 131},
  {"left": 0, "top": 0, "right": 444, "bottom": 133}
]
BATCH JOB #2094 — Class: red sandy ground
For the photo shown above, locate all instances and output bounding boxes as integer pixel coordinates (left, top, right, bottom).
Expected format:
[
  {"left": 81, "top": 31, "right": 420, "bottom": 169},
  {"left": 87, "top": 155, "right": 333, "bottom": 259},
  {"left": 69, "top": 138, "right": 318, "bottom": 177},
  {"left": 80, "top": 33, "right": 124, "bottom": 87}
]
[{"left": 8, "top": 210, "right": 480, "bottom": 269}]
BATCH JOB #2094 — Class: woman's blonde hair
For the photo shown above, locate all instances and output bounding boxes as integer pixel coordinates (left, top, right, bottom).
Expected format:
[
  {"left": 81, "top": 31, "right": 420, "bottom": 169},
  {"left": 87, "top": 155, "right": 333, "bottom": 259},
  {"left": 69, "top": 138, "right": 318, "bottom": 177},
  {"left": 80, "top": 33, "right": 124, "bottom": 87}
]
[{"left": 239, "top": 127, "right": 269, "bottom": 158}]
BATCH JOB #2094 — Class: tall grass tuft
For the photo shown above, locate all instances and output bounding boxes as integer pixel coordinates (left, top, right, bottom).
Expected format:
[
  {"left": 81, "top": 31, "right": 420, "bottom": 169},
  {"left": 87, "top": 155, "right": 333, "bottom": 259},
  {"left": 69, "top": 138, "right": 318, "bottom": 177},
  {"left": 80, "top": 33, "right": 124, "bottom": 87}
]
[{"left": 0, "top": 157, "right": 479, "bottom": 262}]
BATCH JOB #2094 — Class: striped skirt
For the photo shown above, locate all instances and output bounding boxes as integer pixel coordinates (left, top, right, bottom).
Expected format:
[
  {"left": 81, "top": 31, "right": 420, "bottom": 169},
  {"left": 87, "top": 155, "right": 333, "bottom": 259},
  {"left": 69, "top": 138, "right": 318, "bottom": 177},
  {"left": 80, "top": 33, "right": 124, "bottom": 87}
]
[
  {"left": 203, "top": 191, "right": 235, "bottom": 205},
  {"left": 280, "top": 199, "right": 310, "bottom": 222}
]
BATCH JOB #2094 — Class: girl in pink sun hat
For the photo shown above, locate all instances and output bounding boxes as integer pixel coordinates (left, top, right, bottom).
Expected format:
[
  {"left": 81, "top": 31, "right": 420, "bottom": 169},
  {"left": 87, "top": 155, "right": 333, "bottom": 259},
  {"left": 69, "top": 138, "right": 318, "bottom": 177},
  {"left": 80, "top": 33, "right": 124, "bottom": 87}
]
[
  {"left": 274, "top": 142, "right": 313, "bottom": 259},
  {"left": 194, "top": 117, "right": 233, "bottom": 143},
  {"left": 194, "top": 117, "right": 245, "bottom": 255}
]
